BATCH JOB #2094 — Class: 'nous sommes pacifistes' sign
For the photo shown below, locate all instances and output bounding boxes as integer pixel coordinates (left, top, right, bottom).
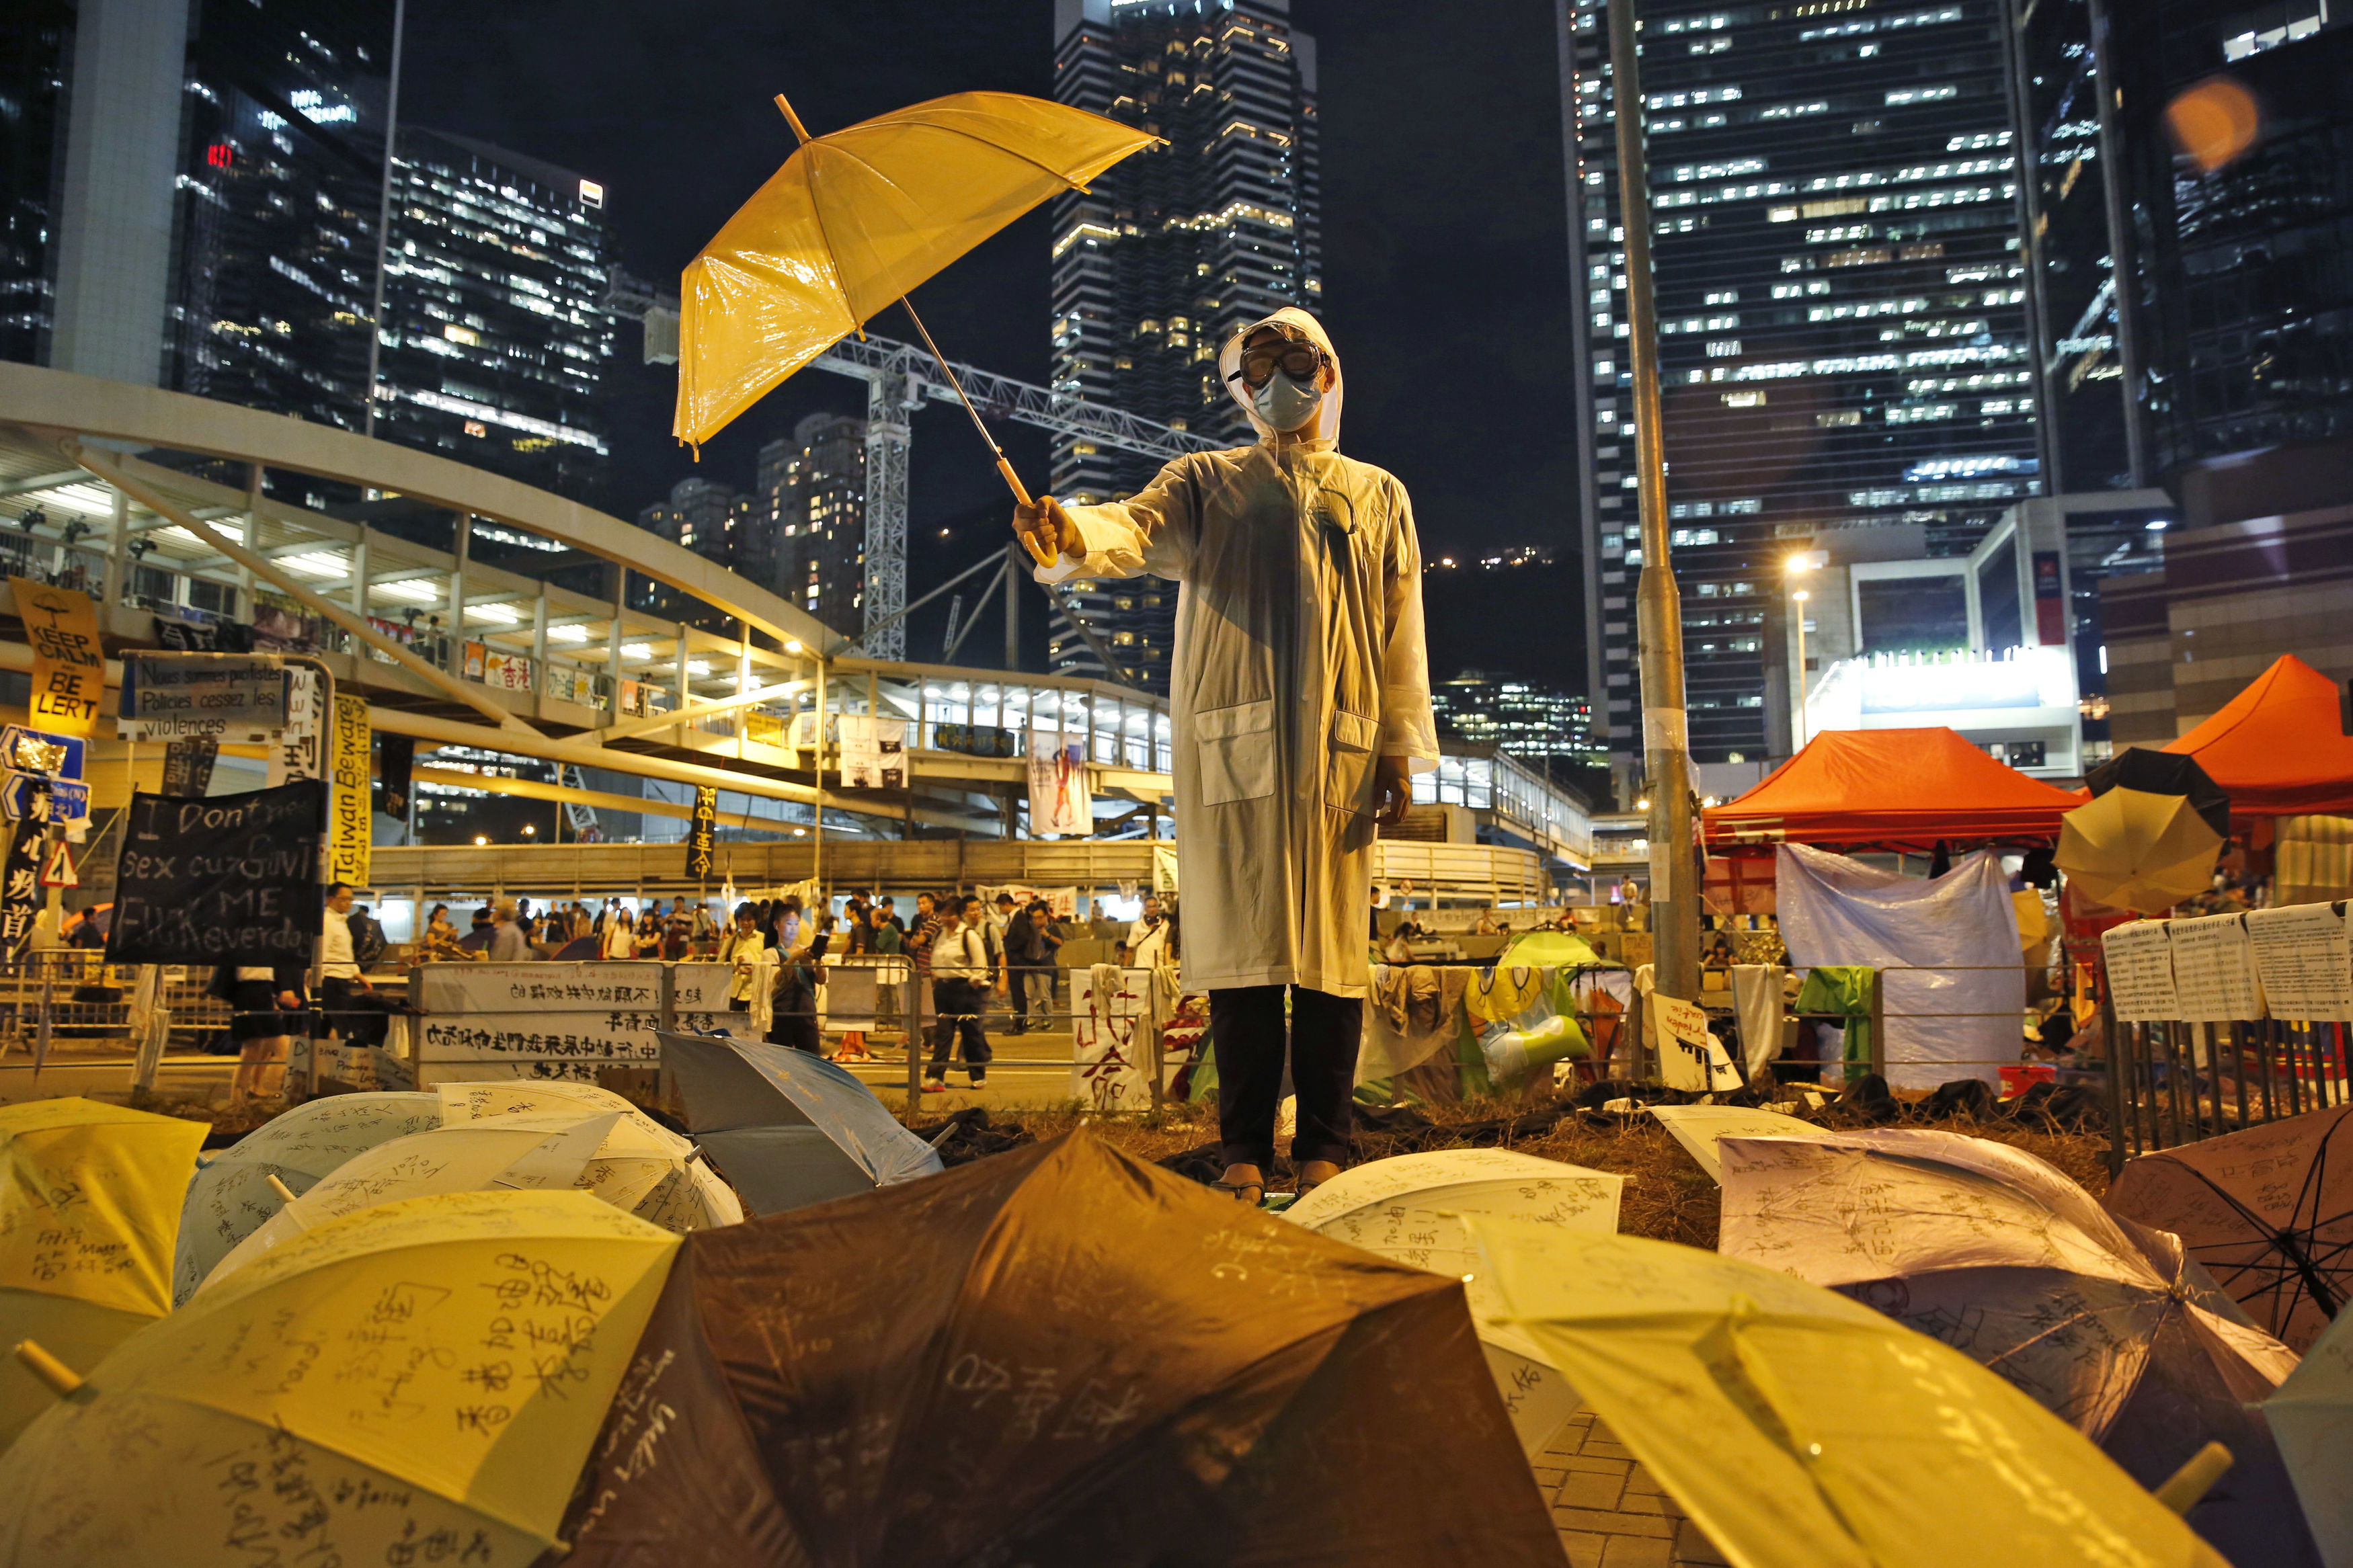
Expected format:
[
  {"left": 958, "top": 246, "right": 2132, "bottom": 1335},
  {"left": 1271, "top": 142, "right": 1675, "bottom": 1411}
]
[{"left": 106, "top": 780, "right": 325, "bottom": 966}]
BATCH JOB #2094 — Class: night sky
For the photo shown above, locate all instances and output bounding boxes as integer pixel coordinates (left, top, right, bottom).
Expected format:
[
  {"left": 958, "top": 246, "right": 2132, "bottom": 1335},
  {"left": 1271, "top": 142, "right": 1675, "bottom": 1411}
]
[{"left": 400, "top": 0, "right": 1583, "bottom": 684}]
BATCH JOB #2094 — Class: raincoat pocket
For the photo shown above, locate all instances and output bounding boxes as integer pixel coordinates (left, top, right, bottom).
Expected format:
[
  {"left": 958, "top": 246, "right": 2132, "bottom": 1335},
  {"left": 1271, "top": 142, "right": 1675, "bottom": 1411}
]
[
  {"left": 1195, "top": 698, "right": 1277, "bottom": 805},
  {"left": 1326, "top": 708, "right": 1379, "bottom": 815}
]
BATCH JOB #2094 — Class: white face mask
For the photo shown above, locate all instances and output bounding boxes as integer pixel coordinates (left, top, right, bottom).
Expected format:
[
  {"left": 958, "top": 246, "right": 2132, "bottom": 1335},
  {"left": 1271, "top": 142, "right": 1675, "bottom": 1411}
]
[{"left": 1251, "top": 370, "right": 1323, "bottom": 434}]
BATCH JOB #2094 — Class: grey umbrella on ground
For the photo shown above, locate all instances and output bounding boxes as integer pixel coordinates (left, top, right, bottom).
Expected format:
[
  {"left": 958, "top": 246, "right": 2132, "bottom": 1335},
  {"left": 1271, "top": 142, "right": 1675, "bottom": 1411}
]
[{"left": 661, "top": 1030, "right": 945, "bottom": 1214}]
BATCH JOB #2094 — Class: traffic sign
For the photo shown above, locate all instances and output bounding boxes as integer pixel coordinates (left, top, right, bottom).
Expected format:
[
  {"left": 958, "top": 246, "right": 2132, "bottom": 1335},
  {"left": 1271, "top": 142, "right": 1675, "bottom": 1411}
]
[
  {"left": 0, "top": 726, "right": 82, "bottom": 780},
  {"left": 1, "top": 772, "right": 89, "bottom": 824},
  {"left": 40, "top": 840, "right": 75, "bottom": 889}
]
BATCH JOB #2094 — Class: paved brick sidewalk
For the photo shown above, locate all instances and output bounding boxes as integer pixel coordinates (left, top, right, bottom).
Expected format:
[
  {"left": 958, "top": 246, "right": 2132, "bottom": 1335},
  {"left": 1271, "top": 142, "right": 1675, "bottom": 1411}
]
[{"left": 1533, "top": 1408, "right": 1730, "bottom": 1568}]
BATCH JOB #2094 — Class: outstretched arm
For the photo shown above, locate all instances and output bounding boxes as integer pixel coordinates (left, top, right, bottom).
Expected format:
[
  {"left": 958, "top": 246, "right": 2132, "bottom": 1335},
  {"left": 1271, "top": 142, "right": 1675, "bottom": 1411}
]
[{"left": 1015, "top": 457, "right": 1199, "bottom": 585}]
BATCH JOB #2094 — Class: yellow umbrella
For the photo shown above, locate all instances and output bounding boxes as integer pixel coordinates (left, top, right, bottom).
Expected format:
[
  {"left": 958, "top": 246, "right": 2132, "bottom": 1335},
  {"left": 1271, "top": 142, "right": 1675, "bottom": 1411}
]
[
  {"left": 0, "top": 1189, "right": 678, "bottom": 1565},
  {"left": 0, "top": 1096, "right": 204, "bottom": 1450},
  {"left": 1468, "top": 1223, "right": 2231, "bottom": 1568},
  {"left": 2057, "top": 786, "right": 2227, "bottom": 915},
  {"left": 678, "top": 87, "right": 1158, "bottom": 530}
]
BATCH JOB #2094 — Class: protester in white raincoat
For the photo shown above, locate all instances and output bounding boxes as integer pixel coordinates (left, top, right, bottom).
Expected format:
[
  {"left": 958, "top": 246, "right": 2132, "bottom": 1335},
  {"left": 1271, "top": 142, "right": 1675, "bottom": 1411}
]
[{"left": 1016, "top": 306, "right": 1437, "bottom": 1203}]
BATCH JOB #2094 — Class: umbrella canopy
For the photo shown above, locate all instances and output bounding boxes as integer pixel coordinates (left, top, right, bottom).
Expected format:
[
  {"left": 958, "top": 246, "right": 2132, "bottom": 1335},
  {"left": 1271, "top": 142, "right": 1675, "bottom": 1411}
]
[
  {"left": 0, "top": 1098, "right": 204, "bottom": 1449},
  {"left": 192, "top": 1112, "right": 627, "bottom": 1294},
  {"left": 1701, "top": 727, "right": 2083, "bottom": 852},
  {"left": 662, "top": 1031, "right": 942, "bottom": 1213},
  {"left": 1646, "top": 1103, "right": 1823, "bottom": 1184},
  {"left": 0, "top": 1190, "right": 678, "bottom": 1566},
  {"left": 2105, "top": 1102, "right": 2353, "bottom": 1353},
  {"left": 676, "top": 91, "right": 1158, "bottom": 449},
  {"left": 555, "top": 1130, "right": 1561, "bottom": 1567},
  {"left": 1718, "top": 1127, "right": 2315, "bottom": 1567},
  {"left": 435, "top": 1081, "right": 742, "bottom": 1232},
  {"left": 1469, "top": 1222, "right": 2233, "bottom": 1568},
  {"left": 2165, "top": 654, "right": 2353, "bottom": 817},
  {"left": 2057, "top": 749, "right": 2231, "bottom": 915},
  {"left": 2268, "top": 1303, "right": 2353, "bottom": 1567},
  {"left": 1497, "top": 927, "right": 1603, "bottom": 967},
  {"left": 1283, "top": 1148, "right": 1621, "bottom": 1455},
  {"left": 173, "top": 1090, "right": 442, "bottom": 1305}
]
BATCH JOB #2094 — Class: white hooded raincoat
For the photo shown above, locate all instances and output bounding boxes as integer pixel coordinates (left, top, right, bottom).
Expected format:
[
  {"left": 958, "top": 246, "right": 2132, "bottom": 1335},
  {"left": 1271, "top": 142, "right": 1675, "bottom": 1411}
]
[{"left": 1037, "top": 308, "right": 1437, "bottom": 998}]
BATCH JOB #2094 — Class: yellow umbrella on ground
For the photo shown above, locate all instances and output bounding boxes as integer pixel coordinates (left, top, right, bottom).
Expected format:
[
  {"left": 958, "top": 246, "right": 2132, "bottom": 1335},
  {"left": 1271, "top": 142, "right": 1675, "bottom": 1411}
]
[
  {"left": 1468, "top": 1223, "right": 2232, "bottom": 1568},
  {"left": 676, "top": 89, "right": 1158, "bottom": 545},
  {"left": 0, "top": 1189, "right": 678, "bottom": 1566},
  {"left": 0, "top": 1097, "right": 204, "bottom": 1450}
]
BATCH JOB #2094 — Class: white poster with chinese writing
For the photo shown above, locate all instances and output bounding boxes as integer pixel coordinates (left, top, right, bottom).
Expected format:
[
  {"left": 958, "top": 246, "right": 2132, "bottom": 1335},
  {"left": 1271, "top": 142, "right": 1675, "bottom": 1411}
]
[
  {"left": 1029, "top": 731, "right": 1092, "bottom": 837},
  {"left": 838, "top": 714, "right": 906, "bottom": 789},
  {"left": 1070, "top": 966, "right": 1156, "bottom": 1112},
  {"left": 270, "top": 667, "right": 326, "bottom": 785}
]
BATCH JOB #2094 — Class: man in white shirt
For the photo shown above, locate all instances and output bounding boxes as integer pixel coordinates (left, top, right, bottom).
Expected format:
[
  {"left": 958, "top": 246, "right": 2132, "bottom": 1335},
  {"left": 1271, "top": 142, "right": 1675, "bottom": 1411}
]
[
  {"left": 923, "top": 899, "right": 994, "bottom": 1092},
  {"left": 320, "top": 882, "right": 383, "bottom": 1047}
]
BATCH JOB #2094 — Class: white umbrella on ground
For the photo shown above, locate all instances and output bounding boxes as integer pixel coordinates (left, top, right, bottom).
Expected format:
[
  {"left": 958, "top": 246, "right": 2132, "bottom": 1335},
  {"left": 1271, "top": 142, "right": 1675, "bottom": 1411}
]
[{"left": 1284, "top": 1148, "right": 1622, "bottom": 1454}]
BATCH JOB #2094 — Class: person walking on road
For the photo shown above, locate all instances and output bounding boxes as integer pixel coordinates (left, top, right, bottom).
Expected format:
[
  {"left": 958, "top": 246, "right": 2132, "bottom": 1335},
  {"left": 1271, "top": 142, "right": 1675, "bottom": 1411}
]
[
  {"left": 923, "top": 898, "right": 994, "bottom": 1093},
  {"left": 1015, "top": 307, "right": 1435, "bottom": 1204}
]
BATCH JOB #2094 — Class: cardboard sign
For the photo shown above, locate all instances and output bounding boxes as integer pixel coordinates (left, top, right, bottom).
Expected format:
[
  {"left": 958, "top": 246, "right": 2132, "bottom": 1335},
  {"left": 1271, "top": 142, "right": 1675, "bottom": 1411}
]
[
  {"left": 10, "top": 577, "right": 105, "bottom": 735},
  {"left": 329, "top": 693, "right": 370, "bottom": 887},
  {"left": 106, "top": 781, "right": 326, "bottom": 965},
  {"left": 837, "top": 714, "right": 906, "bottom": 789},
  {"left": 161, "top": 735, "right": 218, "bottom": 796},
  {"left": 1654, "top": 993, "right": 1741, "bottom": 1092}
]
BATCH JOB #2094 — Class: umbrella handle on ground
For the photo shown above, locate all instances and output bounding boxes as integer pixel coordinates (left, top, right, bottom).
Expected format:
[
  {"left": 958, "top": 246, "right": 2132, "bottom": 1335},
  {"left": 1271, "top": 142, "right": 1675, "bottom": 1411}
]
[
  {"left": 13, "top": 1339, "right": 82, "bottom": 1397},
  {"left": 266, "top": 1172, "right": 300, "bottom": 1205},
  {"left": 2153, "top": 1441, "right": 2233, "bottom": 1516}
]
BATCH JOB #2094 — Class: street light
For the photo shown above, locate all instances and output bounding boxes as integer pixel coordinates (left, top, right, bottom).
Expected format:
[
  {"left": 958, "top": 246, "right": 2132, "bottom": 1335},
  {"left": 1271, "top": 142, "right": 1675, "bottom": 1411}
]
[{"left": 1786, "top": 554, "right": 1818, "bottom": 753}]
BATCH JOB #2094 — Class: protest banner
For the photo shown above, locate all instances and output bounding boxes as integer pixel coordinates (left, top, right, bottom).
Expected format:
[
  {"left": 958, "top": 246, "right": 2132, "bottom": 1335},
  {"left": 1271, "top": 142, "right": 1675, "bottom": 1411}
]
[
  {"left": 9, "top": 577, "right": 104, "bottom": 735},
  {"left": 1029, "top": 731, "right": 1092, "bottom": 835},
  {"left": 686, "top": 785, "right": 717, "bottom": 879},
  {"left": 105, "top": 780, "right": 326, "bottom": 965},
  {"left": 329, "top": 693, "right": 370, "bottom": 886},
  {"left": 378, "top": 733, "right": 413, "bottom": 823},
  {"left": 118, "top": 655, "right": 288, "bottom": 742}
]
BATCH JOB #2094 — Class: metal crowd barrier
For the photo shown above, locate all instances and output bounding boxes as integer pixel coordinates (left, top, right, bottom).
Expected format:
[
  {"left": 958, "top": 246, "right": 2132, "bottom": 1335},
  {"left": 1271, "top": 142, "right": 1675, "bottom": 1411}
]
[{"left": 2104, "top": 1014, "right": 2352, "bottom": 1173}]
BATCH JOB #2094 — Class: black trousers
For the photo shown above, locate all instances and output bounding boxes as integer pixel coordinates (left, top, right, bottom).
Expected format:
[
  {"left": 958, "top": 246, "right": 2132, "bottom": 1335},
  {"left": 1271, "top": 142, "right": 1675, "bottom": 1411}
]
[
  {"left": 929, "top": 978, "right": 992, "bottom": 1079},
  {"left": 1211, "top": 985, "right": 1361, "bottom": 1171},
  {"left": 318, "top": 977, "right": 389, "bottom": 1048}
]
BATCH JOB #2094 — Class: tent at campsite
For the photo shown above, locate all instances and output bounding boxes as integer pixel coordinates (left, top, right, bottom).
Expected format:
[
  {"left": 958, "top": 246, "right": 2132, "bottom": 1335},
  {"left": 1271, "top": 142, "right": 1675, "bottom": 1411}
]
[
  {"left": 1702, "top": 726, "right": 2083, "bottom": 851},
  {"left": 2162, "top": 653, "right": 2353, "bottom": 818}
]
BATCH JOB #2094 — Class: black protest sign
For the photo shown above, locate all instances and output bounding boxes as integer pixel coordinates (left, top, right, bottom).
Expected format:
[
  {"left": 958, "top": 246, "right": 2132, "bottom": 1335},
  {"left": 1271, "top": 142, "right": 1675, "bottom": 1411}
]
[
  {"left": 0, "top": 819, "right": 40, "bottom": 950},
  {"left": 161, "top": 736, "right": 219, "bottom": 796},
  {"left": 106, "top": 780, "right": 326, "bottom": 965},
  {"left": 687, "top": 784, "right": 717, "bottom": 879},
  {"left": 379, "top": 732, "right": 414, "bottom": 823}
]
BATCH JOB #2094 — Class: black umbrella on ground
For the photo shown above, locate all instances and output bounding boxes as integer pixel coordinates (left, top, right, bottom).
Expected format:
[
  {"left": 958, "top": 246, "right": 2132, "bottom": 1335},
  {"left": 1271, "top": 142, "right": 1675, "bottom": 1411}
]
[{"left": 553, "top": 1129, "right": 1561, "bottom": 1568}]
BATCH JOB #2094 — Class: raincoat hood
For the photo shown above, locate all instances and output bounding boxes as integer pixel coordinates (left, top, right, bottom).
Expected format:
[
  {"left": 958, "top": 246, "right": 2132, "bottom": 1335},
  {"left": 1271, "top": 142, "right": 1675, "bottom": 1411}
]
[{"left": 1219, "top": 306, "right": 1343, "bottom": 448}]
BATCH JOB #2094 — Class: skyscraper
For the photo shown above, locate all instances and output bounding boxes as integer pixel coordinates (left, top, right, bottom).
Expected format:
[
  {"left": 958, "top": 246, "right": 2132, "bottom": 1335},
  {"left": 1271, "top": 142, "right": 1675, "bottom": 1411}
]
[
  {"left": 374, "top": 126, "right": 616, "bottom": 503},
  {"left": 0, "top": 1, "right": 73, "bottom": 366},
  {"left": 757, "top": 412, "right": 869, "bottom": 635},
  {"left": 1046, "top": 0, "right": 1322, "bottom": 690},
  {"left": 635, "top": 477, "right": 753, "bottom": 626},
  {"left": 1562, "top": 0, "right": 2040, "bottom": 773}
]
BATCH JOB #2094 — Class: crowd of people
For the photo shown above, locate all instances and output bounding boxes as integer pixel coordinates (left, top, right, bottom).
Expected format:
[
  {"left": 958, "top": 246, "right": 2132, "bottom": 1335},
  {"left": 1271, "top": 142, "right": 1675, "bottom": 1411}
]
[{"left": 243, "top": 884, "right": 1184, "bottom": 1102}]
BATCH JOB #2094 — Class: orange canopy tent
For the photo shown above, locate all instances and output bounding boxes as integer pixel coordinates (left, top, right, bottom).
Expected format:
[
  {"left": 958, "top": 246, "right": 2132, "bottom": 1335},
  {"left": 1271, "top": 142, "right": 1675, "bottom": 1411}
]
[
  {"left": 2163, "top": 655, "right": 2353, "bottom": 817},
  {"left": 1702, "top": 727, "right": 2085, "bottom": 852}
]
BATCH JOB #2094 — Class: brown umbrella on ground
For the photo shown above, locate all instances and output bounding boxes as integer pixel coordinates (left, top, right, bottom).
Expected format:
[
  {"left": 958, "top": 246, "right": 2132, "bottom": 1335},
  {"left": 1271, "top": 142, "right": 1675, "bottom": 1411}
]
[
  {"left": 2105, "top": 1102, "right": 2353, "bottom": 1353},
  {"left": 551, "top": 1128, "right": 1560, "bottom": 1567}
]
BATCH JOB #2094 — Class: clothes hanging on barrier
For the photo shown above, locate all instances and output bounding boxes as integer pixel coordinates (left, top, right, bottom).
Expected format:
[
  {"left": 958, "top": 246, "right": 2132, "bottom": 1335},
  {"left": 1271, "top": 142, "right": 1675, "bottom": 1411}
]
[
  {"left": 1792, "top": 964, "right": 1876, "bottom": 1085},
  {"left": 1730, "top": 964, "right": 1787, "bottom": 1082},
  {"left": 1359, "top": 964, "right": 1472, "bottom": 1085}
]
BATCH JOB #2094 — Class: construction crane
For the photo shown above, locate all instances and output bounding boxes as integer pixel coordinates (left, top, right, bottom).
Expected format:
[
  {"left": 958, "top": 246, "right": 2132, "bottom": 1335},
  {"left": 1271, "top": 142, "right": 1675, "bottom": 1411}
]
[{"left": 608, "top": 272, "right": 1220, "bottom": 662}]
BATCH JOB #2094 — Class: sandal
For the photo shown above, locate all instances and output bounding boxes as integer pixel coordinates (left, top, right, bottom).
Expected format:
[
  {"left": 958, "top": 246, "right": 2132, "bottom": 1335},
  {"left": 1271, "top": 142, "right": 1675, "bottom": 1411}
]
[{"left": 1212, "top": 1177, "right": 1265, "bottom": 1206}]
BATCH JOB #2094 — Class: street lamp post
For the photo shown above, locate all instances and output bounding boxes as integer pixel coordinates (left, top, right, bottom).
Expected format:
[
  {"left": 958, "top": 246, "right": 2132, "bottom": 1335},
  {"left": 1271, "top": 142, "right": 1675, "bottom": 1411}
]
[
  {"left": 1608, "top": 0, "right": 1702, "bottom": 1007},
  {"left": 1786, "top": 554, "right": 1817, "bottom": 752}
]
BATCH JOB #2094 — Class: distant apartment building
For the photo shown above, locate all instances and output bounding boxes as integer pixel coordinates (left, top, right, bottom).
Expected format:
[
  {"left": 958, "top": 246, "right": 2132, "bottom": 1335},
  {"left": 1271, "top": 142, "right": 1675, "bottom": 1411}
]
[
  {"left": 757, "top": 412, "right": 868, "bottom": 637},
  {"left": 635, "top": 477, "right": 752, "bottom": 626},
  {"left": 1045, "top": 0, "right": 1321, "bottom": 690},
  {"left": 1431, "top": 671, "right": 1602, "bottom": 768}
]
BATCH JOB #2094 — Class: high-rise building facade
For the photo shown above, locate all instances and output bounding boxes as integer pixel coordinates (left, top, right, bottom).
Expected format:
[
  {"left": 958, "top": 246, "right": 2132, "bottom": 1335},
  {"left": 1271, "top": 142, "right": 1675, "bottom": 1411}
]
[
  {"left": 1431, "top": 671, "right": 1603, "bottom": 766},
  {"left": 1562, "top": 0, "right": 2041, "bottom": 772},
  {"left": 1045, "top": 0, "right": 1321, "bottom": 690},
  {"left": 165, "top": 0, "right": 393, "bottom": 433},
  {"left": 0, "top": 1, "right": 72, "bottom": 366},
  {"left": 758, "top": 411, "right": 868, "bottom": 635},
  {"left": 634, "top": 477, "right": 752, "bottom": 626},
  {"left": 374, "top": 126, "right": 616, "bottom": 503}
]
